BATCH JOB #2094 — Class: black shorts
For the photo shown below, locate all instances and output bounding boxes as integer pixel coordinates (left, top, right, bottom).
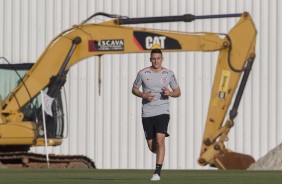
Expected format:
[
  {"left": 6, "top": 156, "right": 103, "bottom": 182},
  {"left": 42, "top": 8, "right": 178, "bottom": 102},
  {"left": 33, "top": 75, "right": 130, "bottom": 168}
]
[{"left": 142, "top": 114, "right": 170, "bottom": 140}]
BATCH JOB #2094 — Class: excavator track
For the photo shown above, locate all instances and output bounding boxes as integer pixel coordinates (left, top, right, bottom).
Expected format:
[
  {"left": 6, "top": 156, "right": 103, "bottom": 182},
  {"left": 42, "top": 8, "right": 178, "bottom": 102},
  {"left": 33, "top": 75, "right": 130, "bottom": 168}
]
[{"left": 0, "top": 152, "right": 96, "bottom": 169}]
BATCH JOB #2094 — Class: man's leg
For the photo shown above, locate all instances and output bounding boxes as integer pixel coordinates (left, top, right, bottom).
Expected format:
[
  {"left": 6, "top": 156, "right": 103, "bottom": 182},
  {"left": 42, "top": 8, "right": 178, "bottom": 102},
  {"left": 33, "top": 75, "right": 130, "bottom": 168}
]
[
  {"left": 146, "top": 139, "right": 157, "bottom": 154},
  {"left": 142, "top": 117, "right": 157, "bottom": 153},
  {"left": 156, "top": 133, "right": 165, "bottom": 164},
  {"left": 151, "top": 114, "right": 169, "bottom": 181},
  {"left": 154, "top": 133, "right": 165, "bottom": 175},
  {"left": 151, "top": 133, "right": 165, "bottom": 181}
]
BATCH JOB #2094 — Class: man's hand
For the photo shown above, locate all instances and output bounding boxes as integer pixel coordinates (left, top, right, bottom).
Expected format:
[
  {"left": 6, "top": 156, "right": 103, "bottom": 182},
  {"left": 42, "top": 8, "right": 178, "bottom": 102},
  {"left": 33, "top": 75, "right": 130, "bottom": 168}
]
[
  {"left": 132, "top": 87, "right": 155, "bottom": 101},
  {"left": 162, "top": 86, "right": 181, "bottom": 97},
  {"left": 162, "top": 87, "right": 172, "bottom": 97},
  {"left": 142, "top": 91, "right": 155, "bottom": 101}
]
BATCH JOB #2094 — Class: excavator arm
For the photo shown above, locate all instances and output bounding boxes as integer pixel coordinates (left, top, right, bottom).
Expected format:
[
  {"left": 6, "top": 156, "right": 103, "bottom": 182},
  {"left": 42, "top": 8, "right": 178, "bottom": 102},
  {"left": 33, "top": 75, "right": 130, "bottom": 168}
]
[
  {"left": 0, "top": 12, "right": 256, "bottom": 169},
  {"left": 2, "top": 21, "right": 226, "bottom": 112}
]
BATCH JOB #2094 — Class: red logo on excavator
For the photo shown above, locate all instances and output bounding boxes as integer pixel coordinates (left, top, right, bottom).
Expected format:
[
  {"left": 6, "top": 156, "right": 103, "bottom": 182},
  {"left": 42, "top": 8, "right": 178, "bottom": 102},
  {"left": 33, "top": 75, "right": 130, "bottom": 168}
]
[{"left": 89, "top": 39, "right": 124, "bottom": 51}]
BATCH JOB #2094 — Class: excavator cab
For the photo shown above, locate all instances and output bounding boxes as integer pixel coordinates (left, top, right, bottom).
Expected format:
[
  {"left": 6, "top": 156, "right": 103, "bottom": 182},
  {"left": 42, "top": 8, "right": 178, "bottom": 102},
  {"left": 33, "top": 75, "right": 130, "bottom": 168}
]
[
  {"left": 0, "top": 63, "right": 65, "bottom": 142},
  {"left": 0, "top": 63, "right": 88, "bottom": 168}
]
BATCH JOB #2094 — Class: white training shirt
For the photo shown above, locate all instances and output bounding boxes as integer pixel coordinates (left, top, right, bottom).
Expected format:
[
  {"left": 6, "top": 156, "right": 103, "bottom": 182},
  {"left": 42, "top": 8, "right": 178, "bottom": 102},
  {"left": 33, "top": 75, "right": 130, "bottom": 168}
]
[{"left": 133, "top": 67, "right": 179, "bottom": 117}]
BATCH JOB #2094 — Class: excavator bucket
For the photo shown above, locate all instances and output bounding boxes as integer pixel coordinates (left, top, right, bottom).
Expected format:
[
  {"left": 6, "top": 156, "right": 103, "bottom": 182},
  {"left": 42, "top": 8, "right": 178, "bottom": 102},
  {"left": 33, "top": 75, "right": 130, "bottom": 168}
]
[{"left": 213, "top": 149, "right": 255, "bottom": 170}]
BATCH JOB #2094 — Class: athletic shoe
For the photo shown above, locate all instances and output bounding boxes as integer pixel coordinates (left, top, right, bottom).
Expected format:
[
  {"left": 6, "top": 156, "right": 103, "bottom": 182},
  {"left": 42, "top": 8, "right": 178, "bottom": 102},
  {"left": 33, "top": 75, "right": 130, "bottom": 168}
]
[{"left": 151, "top": 174, "right": 160, "bottom": 181}]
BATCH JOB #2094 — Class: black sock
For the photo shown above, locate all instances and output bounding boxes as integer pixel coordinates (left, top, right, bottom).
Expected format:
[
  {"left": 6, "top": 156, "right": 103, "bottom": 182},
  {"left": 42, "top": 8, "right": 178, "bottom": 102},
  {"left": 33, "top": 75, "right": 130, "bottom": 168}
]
[{"left": 154, "top": 164, "right": 162, "bottom": 176}]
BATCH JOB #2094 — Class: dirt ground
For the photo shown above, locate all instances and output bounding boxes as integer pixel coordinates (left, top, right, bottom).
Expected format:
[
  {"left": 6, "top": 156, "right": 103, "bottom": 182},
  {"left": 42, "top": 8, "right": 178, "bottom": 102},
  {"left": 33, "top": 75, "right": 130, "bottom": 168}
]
[{"left": 248, "top": 143, "right": 282, "bottom": 170}]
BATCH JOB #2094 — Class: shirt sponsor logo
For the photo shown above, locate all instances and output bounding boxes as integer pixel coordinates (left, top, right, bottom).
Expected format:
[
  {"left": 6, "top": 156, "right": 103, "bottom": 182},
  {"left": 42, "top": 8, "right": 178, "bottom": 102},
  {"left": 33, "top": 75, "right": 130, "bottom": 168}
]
[{"left": 89, "top": 39, "right": 124, "bottom": 51}]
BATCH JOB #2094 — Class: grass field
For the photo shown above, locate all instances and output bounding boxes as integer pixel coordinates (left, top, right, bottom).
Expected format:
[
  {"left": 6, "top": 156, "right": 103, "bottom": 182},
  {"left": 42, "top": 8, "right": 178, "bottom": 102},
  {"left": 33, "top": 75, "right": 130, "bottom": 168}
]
[{"left": 0, "top": 169, "right": 281, "bottom": 184}]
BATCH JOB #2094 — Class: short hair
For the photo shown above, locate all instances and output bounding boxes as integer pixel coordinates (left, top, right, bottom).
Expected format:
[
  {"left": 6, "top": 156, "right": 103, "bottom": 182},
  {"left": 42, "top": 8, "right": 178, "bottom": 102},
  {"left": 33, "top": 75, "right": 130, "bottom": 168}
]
[{"left": 151, "top": 49, "right": 162, "bottom": 56}]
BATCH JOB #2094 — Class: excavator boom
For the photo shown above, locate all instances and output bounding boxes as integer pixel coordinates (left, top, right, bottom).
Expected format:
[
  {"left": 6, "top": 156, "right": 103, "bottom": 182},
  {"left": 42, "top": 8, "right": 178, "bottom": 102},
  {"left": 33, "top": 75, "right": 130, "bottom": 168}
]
[{"left": 2, "top": 23, "right": 226, "bottom": 112}]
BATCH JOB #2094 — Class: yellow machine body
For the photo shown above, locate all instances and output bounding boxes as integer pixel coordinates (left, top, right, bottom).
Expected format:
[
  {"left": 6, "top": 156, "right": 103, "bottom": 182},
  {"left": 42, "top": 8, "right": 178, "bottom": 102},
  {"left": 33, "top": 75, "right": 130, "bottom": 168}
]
[{"left": 0, "top": 12, "right": 256, "bottom": 169}]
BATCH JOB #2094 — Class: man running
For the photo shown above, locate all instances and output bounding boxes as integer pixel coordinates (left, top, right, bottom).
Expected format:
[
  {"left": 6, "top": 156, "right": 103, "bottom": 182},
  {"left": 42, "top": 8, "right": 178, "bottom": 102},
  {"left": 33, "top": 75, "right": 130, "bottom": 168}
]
[{"left": 132, "top": 49, "right": 181, "bottom": 181}]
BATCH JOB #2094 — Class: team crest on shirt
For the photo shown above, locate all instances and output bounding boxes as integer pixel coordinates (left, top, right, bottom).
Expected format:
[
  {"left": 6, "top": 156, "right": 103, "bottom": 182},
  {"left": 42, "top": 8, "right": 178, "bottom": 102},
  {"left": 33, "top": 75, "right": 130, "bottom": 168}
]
[{"left": 162, "top": 71, "right": 168, "bottom": 75}]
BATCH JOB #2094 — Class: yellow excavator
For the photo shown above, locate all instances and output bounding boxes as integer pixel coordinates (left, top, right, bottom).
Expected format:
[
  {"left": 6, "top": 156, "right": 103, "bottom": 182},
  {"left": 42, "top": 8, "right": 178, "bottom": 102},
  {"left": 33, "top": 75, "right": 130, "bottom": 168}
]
[{"left": 0, "top": 12, "right": 256, "bottom": 169}]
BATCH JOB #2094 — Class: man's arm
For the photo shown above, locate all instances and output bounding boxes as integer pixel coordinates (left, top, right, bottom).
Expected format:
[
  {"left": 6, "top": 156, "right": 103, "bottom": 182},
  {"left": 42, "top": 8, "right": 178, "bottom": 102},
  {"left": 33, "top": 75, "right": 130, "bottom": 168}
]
[
  {"left": 132, "top": 86, "right": 155, "bottom": 101},
  {"left": 132, "top": 86, "right": 143, "bottom": 98}
]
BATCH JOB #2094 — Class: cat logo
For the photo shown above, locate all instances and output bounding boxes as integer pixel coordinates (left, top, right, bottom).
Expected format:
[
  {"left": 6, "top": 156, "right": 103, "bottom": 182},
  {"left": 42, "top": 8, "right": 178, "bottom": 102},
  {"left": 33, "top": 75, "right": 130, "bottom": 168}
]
[
  {"left": 133, "top": 31, "right": 181, "bottom": 50},
  {"left": 145, "top": 36, "right": 166, "bottom": 49}
]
